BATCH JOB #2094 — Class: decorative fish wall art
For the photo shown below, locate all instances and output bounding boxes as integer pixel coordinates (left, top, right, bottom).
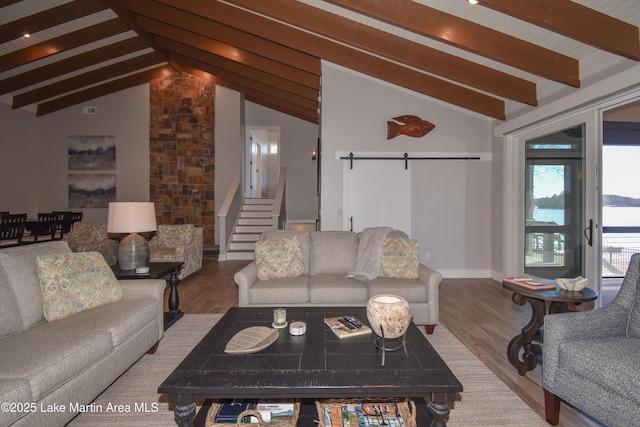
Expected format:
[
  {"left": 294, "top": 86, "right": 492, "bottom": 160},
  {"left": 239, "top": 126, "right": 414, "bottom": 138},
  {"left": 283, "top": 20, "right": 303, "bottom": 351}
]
[{"left": 387, "top": 115, "right": 435, "bottom": 139}]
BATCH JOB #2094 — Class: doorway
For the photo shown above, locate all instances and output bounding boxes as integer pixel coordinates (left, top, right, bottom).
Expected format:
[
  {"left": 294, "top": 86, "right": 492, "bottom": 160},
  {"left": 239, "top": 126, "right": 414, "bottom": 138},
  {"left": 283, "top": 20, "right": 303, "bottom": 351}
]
[
  {"left": 511, "top": 112, "right": 599, "bottom": 289},
  {"left": 245, "top": 127, "right": 280, "bottom": 199},
  {"left": 524, "top": 124, "right": 587, "bottom": 279}
]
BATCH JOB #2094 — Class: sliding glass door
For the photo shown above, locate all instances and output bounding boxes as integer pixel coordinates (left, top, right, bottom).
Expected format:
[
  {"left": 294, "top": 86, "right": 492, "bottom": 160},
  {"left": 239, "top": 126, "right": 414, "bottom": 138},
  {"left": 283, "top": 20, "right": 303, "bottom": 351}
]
[{"left": 519, "top": 113, "right": 599, "bottom": 286}]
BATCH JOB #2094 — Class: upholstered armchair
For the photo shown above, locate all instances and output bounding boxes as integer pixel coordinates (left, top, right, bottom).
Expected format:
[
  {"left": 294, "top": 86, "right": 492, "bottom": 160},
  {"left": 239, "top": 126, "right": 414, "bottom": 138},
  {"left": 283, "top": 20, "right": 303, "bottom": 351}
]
[
  {"left": 149, "top": 224, "right": 203, "bottom": 279},
  {"left": 543, "top": 253, "right": 640, "bottom": 427},
  {"left": 62, "top": 222, "right": 119, "bottom": 265}
]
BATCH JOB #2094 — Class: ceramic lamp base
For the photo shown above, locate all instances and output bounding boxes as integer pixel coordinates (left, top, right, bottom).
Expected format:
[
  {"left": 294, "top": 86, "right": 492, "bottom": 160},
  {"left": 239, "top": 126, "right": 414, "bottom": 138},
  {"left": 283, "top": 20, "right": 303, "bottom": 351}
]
[{"left": 117, "top": 232, "right": 150, "bottom": 270}]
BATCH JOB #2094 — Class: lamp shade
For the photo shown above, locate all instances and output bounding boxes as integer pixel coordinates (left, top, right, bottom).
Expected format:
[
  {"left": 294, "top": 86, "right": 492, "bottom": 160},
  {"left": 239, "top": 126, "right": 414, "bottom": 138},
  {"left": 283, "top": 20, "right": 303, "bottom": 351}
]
[{"left": 107, "top": 202, "right": 157, "bottom": 233}]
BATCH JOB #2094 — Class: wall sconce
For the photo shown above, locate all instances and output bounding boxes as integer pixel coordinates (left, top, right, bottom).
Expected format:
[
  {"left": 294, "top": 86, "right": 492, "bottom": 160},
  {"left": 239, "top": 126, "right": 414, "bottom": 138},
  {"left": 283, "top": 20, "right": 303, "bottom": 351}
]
[{"left": 311, "top": 150, "right": 317, "bottom": 161}]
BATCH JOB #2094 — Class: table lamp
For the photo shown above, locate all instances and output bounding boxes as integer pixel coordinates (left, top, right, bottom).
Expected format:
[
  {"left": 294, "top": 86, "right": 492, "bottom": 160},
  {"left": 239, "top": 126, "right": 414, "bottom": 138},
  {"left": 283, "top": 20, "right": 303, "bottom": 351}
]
[{"left": 107, "top": 202, "right": 157, "bottom": 270}]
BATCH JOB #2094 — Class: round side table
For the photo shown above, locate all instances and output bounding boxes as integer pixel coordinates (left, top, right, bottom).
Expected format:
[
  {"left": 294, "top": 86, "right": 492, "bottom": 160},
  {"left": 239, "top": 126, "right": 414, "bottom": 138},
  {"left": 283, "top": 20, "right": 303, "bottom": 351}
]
[{"left": 502, "top": 279, "right": 598, "bottom": 376}]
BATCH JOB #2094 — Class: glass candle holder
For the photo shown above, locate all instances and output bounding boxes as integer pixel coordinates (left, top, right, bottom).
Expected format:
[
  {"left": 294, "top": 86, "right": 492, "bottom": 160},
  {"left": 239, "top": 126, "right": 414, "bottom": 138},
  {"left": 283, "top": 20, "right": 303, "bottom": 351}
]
[{"left": 273, "top": 308, "right": 287, "bottom": 328}]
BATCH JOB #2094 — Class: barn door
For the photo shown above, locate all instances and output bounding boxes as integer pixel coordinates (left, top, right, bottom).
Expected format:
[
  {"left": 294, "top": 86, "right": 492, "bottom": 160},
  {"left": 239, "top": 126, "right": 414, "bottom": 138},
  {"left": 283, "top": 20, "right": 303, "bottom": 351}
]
[{"left": 343, "top": 159, "right": 411, "bottom": 234}]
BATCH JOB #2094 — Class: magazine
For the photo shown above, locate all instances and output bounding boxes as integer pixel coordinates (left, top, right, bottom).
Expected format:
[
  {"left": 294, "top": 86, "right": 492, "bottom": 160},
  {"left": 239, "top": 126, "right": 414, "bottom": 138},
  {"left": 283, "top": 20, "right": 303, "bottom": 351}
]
[
  {"left": 324, "top": 316, "right": 372, "bottom": 339},
  {"left": 504, "top": 277, "right": 557, "bottom": 291},
  {"left": 324, "top": 402, "right": 405, "bottom": 426}
]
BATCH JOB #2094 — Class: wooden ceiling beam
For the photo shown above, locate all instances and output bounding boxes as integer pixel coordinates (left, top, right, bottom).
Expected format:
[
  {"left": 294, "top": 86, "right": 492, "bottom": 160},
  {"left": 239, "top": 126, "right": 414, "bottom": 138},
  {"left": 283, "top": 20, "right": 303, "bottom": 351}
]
[
  {"left": 177, "top": 65, "right": 317, "bottom": 123},
  {"left": 36, "top": 65, "right": 175, "bottom": 116},
  {"left": 13, "top": 52, "right": 165, "bottom": 108},
  {"left": 477, "top": 0, "right": 640, "bottom": 61},
  {"left": 0, "top": 0, "right": 23, "bottom": 8},
  {"left": 0, "top": 18, "right": 131, "bottom": 73},
  {"left": 171, "top": 53, "right": 318, "bottom": 112},
  {"left": 0, "top": 0, "right": 108, "bottom": 44},
  {"left": 157, "top": 0, "right": 505, "bottom": 119},
  {"left": 116, "top": 0, "right": 320, "bottom": 76},
  {"left": 158, "top": 38, "right": 319, "bottom": 101},
  {"left": 325, "top": 0, "right": 580, "bottom": 87},
  {"left": 137, "top": 18, "right": 320, "bottom": 89},
  {"left": 0, "top": 37, "right": 149, "bottom": 96},
  {"left": 226, "top": 0, "right": 537, "bottom": 106}
]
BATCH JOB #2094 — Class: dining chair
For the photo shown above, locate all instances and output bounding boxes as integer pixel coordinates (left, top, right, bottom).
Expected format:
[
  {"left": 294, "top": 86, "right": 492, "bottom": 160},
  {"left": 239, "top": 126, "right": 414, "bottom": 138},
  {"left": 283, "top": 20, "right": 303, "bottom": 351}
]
[{"left": 0, "top": 213, "right": 27, "bottom": 247}]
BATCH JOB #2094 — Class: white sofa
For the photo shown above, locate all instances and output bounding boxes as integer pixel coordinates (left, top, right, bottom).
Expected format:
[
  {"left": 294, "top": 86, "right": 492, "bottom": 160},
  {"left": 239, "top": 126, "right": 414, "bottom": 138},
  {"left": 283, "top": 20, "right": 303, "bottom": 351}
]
[
  {"left": 234, "top": 230, "right": 442, "bottom": 333},
  {"left": 0, "top": 241, "right": 165, "bottom": 426}
]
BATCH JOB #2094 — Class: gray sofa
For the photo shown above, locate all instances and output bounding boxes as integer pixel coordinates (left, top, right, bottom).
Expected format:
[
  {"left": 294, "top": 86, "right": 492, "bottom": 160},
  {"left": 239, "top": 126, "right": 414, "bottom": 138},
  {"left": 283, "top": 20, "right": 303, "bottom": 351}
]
[
  {"left": 234, "top": 230, "right": 442, "bottom": 333},
  {"left": 0, "top": 241, "right": 166, "bottom": 426},
  {"left": 543, "top": 253, "right": 640, "bottom": 426}
]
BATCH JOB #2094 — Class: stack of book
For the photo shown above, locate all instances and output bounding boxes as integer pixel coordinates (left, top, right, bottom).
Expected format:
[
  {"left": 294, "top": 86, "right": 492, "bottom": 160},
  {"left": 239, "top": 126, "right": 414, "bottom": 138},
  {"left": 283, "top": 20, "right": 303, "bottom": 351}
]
[
  {"left": 323, "top": 402, "right": 405, "bottom": 426},
  {"left": 214, "top": 399, "right": 296, "bottom": 424},
  {"left": 214, "top": 401, "right": 255, "bottom": 423}
]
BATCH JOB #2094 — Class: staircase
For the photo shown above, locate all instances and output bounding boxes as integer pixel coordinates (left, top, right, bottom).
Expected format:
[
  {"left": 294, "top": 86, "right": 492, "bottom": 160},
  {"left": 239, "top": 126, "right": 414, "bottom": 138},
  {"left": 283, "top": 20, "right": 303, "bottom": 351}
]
[{"left": 225, "top": 198, "right": 275, "bottom": 260}]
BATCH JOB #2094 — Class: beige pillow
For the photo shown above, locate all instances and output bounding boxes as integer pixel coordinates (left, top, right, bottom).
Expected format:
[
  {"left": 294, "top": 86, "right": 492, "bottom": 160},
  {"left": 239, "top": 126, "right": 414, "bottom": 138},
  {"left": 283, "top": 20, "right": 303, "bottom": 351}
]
[
  {"left": 36, "top": 252, "right": 123, "bottom": 322},
  {"left": 379, "top": 238, "right": 419, "bottom": 279},
  {"left": 255, "top": 236, "right": 305, "bottom": 280}
]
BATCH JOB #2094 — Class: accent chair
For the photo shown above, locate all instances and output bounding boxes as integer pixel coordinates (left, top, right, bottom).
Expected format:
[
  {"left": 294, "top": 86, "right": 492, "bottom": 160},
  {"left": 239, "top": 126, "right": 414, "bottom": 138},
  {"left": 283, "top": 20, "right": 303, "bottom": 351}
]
[{"left": 543, "top": 253, "right": 640, "bottom": 426}]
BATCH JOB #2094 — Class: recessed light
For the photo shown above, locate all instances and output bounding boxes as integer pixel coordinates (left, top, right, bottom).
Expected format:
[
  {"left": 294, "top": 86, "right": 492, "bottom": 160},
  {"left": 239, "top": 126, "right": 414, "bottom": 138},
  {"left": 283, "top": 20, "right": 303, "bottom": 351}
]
[
  {"left": 468, "top": 0, "right": 479, "bottom": 4},
  {"left": 23, "top": 33, "right": 30, "bottom": 38}
]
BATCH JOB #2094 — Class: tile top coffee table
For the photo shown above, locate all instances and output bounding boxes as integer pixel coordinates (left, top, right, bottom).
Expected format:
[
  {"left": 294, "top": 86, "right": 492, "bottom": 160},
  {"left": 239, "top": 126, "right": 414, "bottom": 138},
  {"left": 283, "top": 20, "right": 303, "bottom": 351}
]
[{"left": 158, "top": 306, "right": 462, "bottom": 427}]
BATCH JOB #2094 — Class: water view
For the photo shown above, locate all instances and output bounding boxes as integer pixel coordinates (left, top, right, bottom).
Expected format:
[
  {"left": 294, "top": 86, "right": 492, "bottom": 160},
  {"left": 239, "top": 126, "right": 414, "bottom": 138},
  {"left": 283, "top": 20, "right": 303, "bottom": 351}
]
[{"left": 532, "top": 206, "right": 640, "bottom": 276}]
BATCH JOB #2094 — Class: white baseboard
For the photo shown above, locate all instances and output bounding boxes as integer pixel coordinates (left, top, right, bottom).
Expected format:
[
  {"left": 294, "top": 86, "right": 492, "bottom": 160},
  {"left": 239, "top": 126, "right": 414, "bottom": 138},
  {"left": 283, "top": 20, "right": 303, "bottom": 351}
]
[{"left": 438, "top": 269, "right": 494, "bottom": 279}]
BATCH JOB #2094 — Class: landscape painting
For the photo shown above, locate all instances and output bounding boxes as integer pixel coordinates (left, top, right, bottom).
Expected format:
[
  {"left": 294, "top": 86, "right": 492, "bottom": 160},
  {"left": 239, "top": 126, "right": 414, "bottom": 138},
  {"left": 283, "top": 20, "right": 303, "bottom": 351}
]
[
  {"left": 68, "top": 135, "right": 116, "bottom": 170},
  {"left": 68, "top": 174, "right": 116, "bottom": 208}
]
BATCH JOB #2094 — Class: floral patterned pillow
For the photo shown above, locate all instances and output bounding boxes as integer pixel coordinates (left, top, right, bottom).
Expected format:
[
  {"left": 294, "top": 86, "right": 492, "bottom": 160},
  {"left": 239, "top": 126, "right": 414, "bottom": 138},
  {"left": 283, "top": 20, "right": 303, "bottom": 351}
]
[
  {"left": 36, "top": 252, "right": 123, "bottom": 322},
  {"left": 255, "top": 236, "right": 305, "bottom": 280},
  {"left": 379, "top": 238, "right": 419, "bottom": 279}
]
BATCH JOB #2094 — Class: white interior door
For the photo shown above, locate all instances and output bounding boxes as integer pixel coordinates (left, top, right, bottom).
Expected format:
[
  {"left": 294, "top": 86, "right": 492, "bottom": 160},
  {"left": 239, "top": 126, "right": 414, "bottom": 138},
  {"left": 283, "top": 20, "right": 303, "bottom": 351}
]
[{"left": 343, "top": 159, "right": 411, "bottom": 234}]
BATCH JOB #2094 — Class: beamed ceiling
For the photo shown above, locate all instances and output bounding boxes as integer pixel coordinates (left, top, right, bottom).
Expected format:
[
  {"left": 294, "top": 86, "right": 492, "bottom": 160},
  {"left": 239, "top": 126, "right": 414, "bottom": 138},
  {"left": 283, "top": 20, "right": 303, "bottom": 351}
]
[{"left": 1, "top": 0, "right": 639, "bottom": 124}]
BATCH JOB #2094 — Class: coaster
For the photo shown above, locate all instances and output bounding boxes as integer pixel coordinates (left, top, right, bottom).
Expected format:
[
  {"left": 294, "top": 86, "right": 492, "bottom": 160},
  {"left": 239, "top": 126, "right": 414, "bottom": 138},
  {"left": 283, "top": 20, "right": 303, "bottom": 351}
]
[{"left": 272, "top": 321, "right": 288, "bottom": 329}]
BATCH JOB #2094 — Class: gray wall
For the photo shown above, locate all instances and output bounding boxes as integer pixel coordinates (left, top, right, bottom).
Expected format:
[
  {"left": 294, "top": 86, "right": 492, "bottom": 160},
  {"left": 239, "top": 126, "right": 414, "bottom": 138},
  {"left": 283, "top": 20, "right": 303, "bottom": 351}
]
[
  {"left": 0, "top": 85, "right": 150, "bottom": 223},
  {"left": 320, "top": 62, "right": 493, "bottom": 277}
]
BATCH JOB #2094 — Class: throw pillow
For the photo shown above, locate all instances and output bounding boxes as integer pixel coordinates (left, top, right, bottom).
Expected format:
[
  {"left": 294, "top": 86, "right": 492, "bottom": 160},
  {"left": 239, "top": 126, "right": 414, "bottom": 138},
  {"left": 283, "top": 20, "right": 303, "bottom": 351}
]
[
  {"left": 255, "top": 236, "right": 305, "bottom": 280},
  {"left": 379, "top": 238, "right": 419, "bottom": 279},
  {"left": 36, "top": 252, "right": 123, "bottom": 322}
]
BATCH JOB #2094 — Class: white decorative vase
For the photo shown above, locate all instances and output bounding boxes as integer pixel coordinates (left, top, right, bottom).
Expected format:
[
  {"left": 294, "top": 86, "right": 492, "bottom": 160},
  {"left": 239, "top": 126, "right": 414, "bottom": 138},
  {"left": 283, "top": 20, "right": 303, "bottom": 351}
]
[{"left": 366, "top": 294, "right": 412, "bottom": 339}]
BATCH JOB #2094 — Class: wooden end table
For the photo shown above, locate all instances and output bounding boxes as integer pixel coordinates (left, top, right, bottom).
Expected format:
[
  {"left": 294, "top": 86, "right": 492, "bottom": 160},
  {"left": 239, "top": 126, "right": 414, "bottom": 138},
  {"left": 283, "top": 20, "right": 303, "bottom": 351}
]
[
  {"left": 111, "top": 262, "right": 184, "bottom": 330},
  {"left": 502, "top": 279, "right": 598, "bottom": 376}
]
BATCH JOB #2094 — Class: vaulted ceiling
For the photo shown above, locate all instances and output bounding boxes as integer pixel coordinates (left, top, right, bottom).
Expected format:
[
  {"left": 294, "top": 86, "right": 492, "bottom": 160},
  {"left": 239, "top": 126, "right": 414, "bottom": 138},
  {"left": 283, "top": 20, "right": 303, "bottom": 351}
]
[{"left": 1, "top": 0, "right": 639, "bottom": 124}]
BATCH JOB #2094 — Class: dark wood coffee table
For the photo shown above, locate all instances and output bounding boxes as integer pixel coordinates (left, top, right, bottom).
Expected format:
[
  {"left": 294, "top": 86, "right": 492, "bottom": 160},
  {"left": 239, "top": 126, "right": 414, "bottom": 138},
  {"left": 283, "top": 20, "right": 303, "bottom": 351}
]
[
  {"left": 111, "top": 262, "right": 184, "bottom": 330},
  {"left": 502, "top": 279, "right": 598, "bottom": 376},
  {"left": 158, "top": 306, "right": 462, "bottom": 427}
]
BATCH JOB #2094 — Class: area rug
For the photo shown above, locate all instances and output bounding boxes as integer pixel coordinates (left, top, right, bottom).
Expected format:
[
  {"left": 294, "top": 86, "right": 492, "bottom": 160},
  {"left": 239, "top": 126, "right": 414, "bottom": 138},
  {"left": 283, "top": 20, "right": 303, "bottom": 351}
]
[{"left": 68, "top": 314, "right": 547, "bottom": 426}]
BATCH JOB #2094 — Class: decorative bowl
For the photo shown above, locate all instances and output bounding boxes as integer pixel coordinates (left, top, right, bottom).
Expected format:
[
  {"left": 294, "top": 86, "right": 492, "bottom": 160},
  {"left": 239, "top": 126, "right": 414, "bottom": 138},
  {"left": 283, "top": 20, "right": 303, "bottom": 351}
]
[
  {"left": 366, "top": 294, "right": 412, "bottom": 339},
  {"left": 556, "top": 277, "right": 588, "bottom": 291}
]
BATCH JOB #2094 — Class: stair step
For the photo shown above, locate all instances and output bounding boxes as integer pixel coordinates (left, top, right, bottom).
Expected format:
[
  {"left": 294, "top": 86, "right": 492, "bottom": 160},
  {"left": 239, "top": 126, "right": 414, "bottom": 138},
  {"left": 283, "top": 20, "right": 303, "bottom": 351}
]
[
  {"left": 238, "top": 217, "right": 273, "bottom": 226},
  {"left": 244, "top": 198, "right": 275, "bottom": 205},
  {"left": 232, "top": 233, "right": 261, "bottom": 241},
  {"left": 240, "top": 210, "right": 272, "bottom": 218},
  {"left": 234, "top": 224, "right": 272, "bottom": 233},
  {"left": 226, "top": 250, "right": 255, "bottom": 260},
  {"left": 243, "top": 204, "right": 273, "bottom": 212},
  {"left": 228, "top": 241, "right": 255, "bottom": 250}
]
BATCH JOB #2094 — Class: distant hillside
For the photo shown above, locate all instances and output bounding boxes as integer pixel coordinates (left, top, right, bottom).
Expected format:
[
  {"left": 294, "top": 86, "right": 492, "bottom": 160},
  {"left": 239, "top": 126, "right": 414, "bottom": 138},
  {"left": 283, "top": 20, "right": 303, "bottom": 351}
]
[
  {"left": 536, "top": 193, "right": 640, "bottom": 208},
  {"left": 603, "top": 195, "right": 640, "bottom": 207}
]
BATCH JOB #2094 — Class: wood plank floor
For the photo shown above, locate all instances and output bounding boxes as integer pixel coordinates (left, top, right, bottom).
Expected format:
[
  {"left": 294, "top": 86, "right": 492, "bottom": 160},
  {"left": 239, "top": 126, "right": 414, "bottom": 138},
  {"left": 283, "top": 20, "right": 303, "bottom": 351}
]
[{"left": 170, "top": 257, "right": 604, "bottom": 427}]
